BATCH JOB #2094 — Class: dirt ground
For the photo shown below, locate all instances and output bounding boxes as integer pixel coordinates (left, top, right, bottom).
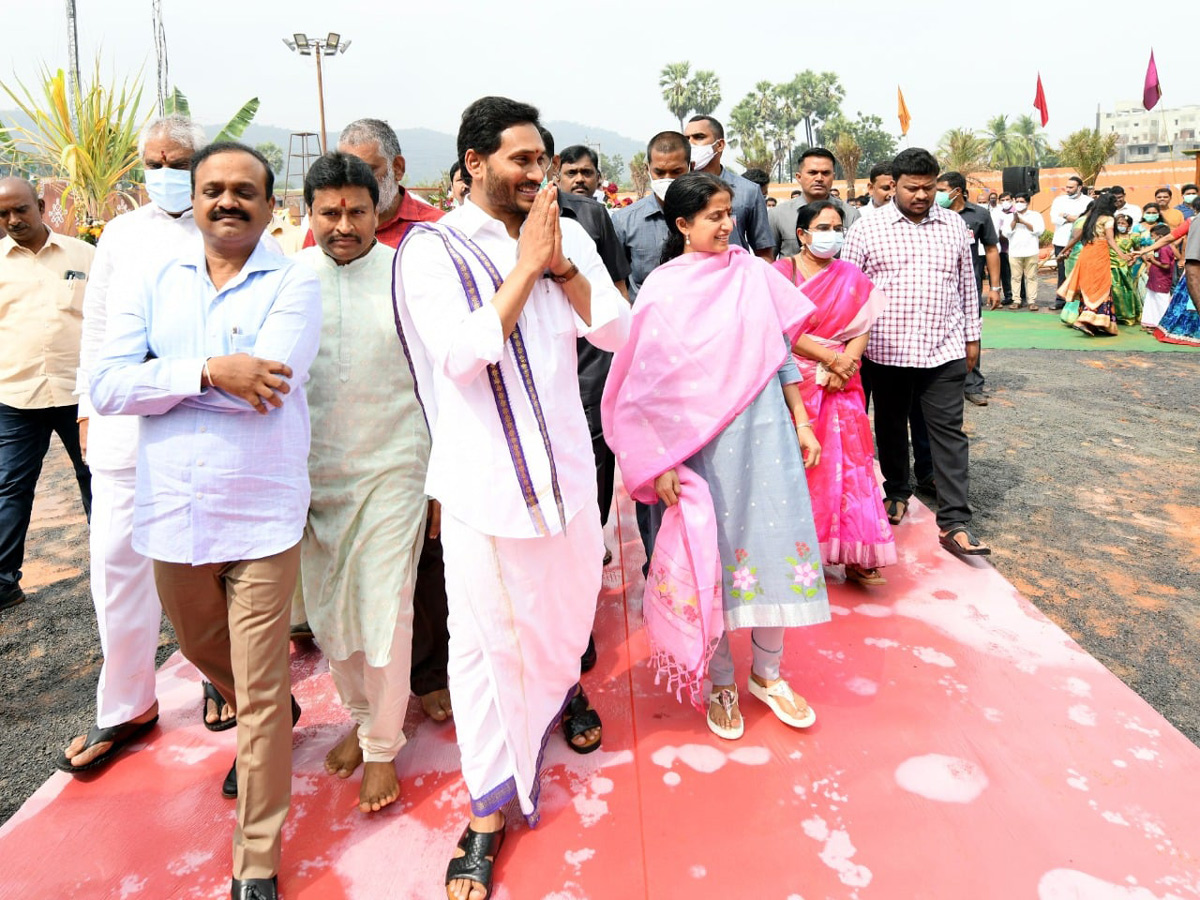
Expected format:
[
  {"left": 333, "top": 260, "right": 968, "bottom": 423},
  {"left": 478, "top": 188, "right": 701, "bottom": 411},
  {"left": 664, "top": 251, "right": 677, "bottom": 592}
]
[{"left": 2, "top": 294, "right": 1198, "bottom": 826}]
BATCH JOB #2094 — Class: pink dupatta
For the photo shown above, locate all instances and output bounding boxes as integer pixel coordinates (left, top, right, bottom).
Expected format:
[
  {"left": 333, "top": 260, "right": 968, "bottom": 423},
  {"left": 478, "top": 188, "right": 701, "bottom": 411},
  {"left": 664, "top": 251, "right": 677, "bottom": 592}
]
[{"left": 602, "top": 247, "right": 815, "bottom": 707}]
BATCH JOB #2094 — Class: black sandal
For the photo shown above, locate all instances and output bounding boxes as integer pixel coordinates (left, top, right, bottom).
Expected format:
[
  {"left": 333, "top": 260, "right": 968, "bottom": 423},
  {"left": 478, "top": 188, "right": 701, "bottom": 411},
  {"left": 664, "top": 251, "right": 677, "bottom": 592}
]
[
  {"left": 202, "top": 681, "right": 237, "bottom": 732},
  {"left": 884, "top": 497, "right": 908, "bottom": 526},
  {"left": 446, "top": 816, "right": 506, "bottom": 899},
  {"left": 54, "top": 715, "right": 159, "bottom": 774},
  {"left": 938, "top": 526, "right": 991, "bottom": 558},
  {"left": 561, "top": 689, "right": 602, "bottom": 754}
]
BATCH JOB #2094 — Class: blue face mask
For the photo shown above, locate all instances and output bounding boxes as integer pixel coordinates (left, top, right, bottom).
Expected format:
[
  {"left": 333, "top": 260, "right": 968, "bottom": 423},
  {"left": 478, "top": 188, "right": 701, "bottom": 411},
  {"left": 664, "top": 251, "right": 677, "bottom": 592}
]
[
  {"left": 935, "top": 190, "right": 954, "bottom": 208},
  {"left": 144, "top": 167, "right": 193, "bottom": 214}
]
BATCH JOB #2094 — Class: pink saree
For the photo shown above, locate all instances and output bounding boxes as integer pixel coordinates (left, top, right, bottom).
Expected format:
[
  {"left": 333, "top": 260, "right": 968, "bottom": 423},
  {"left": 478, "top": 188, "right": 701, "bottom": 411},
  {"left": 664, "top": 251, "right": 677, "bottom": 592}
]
[
  {"left": 773, "top": 257, "right": 897, "bottom": 570},
  {"left": 604, "top": 247, "right": 815, "bottom": 707}
]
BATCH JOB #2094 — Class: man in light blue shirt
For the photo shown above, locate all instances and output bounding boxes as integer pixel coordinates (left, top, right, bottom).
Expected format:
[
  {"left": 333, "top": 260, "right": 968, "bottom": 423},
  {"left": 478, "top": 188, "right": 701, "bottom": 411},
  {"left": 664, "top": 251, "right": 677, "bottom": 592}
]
[{"left": 92, "top": 142, "right": 320, "bottom": 900}]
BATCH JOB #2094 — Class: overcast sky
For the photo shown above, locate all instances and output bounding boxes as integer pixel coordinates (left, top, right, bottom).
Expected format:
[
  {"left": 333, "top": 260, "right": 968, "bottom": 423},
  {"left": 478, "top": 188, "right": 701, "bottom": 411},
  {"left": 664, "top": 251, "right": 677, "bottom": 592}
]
[{"left": 5, "top": 1, "right": 1192, "bottom": 157}]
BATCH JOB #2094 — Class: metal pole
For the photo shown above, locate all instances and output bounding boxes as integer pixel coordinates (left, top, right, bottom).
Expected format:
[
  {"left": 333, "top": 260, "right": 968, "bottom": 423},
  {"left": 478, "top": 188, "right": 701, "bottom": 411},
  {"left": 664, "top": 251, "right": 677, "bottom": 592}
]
[{"left": 314, "top": 48, "right": 327, "bottom": 154}]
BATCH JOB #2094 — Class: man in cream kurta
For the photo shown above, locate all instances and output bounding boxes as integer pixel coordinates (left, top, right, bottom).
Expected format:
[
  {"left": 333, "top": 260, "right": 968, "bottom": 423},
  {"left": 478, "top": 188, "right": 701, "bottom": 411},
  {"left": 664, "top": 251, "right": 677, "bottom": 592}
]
[
  {"left": 394, "top": 98, "right": 629, "bottom": 900},
  {"left": 295, "top": 153, "right": 430, "bottom": 814}
]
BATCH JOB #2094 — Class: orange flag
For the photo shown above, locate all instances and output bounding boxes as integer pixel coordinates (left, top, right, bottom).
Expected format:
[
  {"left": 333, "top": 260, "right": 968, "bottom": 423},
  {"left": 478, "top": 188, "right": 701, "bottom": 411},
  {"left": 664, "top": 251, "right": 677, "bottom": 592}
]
[{"left": 897, "top": 87, "right": 911, "bottom": 136}]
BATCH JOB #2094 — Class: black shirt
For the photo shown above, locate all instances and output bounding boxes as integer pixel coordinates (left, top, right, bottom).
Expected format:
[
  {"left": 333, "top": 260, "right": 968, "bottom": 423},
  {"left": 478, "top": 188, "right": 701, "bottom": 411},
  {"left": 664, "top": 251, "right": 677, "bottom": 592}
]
[
  {"left": 557, "top": 191, "right": 631, "bottom": 406},
  {"left": 956, "top": 201, "right": 998, "bottom": 288}
]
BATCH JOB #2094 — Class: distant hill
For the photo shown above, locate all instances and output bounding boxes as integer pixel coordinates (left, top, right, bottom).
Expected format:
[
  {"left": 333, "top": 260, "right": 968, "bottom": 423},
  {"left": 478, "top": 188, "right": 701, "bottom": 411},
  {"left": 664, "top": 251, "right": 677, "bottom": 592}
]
[{"left": 2, "top": 108, "right": 644, "bottom": 188}]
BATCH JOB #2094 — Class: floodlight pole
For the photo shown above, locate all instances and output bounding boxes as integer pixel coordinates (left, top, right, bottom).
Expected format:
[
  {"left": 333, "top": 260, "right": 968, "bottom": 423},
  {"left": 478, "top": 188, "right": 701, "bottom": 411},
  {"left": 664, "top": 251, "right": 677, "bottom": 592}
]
[
  {"left": 283, "top": 33, "right": 350, "bottom": 156},
  {"left": 314, "top": 50, "right": 327, "bottom": 153}
]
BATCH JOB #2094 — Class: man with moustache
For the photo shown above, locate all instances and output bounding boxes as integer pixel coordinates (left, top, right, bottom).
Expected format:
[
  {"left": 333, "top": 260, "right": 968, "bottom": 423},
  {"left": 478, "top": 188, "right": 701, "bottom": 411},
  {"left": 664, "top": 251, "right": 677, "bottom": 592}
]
[
  {"left": 92, "top": 142, "right": 321, "bottom": 900},
  {"left": 0, "top": 177, "right": 93, "bottom": 614},
  {"left": 59, "top": 115, "right": 244, "bottom": 773},
  {"left": 856, "top": 162, "right": 895, "bottom": 221},
  {"left": 770, "top": 147, "right": 859, "bottom": 255},
  {"left": 1050, "top": 175, "right": 1091, "bottom": 294},
  {"left": 841, "top": 148, "right": 989, "bottom": 560},
  {"left": 300, "top": 117, "right": 454, "bottom": 725},
  {"left": 394, "top": 96, "right": 629, "bottom": 900},
  {"left": 683, "top": 115, "right": 774, "bottom": 259},
  {"left": 295, "top": 152, "right": 432, "bottom": 815},
  {"left": 558, "top": 145, "right": 603, "bottom": 200}
]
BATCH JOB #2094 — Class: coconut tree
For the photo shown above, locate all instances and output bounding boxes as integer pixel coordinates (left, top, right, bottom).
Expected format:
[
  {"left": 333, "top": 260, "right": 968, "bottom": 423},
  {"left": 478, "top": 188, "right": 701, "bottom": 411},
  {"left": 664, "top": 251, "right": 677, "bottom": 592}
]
[
  {"left": 937, "top": 128, "right": 990, "bottom": 176},
  {"left": 630, "top": 151, "right": 649, "bottom": 197},
  {"left": 982, "top": 114, "right": 1028, "bottom": 167},
  {"left": 691, "top": 70, "right": 721, "bottom": 117},
  {"left": 1011, "top": 114, "right": 1051, "bottom": 165},
  {"left": 832, "top": 131, "right": 863, "bottom": 198},
  {"left": 1, "top": 59, "right": 147, "bottom": 221},
  {"left": 659, "top": 61, "right": 693, "bottom": 130},
  {"left": 1057, "top": 128, "right": 1120, "bottom": 186}
]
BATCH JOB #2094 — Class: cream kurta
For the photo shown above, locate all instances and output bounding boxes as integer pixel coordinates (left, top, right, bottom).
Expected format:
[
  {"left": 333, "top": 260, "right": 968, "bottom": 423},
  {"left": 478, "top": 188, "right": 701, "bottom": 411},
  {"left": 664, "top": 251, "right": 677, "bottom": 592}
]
[{"left": 296, "top": 243, "right": 430, "bottom": 666}]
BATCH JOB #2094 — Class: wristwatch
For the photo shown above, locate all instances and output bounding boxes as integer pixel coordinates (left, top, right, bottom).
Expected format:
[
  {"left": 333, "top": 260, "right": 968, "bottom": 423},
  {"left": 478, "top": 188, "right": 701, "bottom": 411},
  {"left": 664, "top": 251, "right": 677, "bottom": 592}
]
[{"left": 549, "top": 259, "right": 579, "bottom": 284}]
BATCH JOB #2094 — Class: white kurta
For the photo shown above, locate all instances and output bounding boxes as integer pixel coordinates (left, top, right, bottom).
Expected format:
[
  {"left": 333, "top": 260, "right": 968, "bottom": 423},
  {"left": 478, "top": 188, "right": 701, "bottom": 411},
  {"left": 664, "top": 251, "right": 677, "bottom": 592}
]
[
  {"left": 394, "top": 200, "right": 630, "bottom": 821},
  {"left": 296, "top": 243, "right": 430, "bottom": 666}
]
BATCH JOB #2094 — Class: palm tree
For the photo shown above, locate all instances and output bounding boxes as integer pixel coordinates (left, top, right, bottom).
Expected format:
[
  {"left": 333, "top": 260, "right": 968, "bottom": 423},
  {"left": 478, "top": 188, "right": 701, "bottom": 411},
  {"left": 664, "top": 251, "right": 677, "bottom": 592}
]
[
  {"left": 1057, "top": 128, "right": 1120, "bottom": 186},
  {"left": 691, "top": 70, "right": 721, "bottom": 117},
  {"left": 659, "top": 61, "right": 693, "bottom": 130},
  {"left": 1011, "top": 114, "right": 1050, "bottom": 165},
  {"left": 832, "top": 131, "right": 863, "bottom": 197},
  {"left": 630, "top": 151, "right": 648, "bottom": 197},
  {"left": 937, "top": 128, "right": 990, "bottom": 175},
  {"left": 982, "top": 114, "right": 1030, "bottom": 168}
]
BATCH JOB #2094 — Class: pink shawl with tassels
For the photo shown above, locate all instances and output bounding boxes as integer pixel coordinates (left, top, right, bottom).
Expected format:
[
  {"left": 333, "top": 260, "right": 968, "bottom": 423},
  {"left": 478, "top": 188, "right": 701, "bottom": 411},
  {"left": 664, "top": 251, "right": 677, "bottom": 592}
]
[{"left": 602, "top": 246, "right": 815, "bottom": 707}]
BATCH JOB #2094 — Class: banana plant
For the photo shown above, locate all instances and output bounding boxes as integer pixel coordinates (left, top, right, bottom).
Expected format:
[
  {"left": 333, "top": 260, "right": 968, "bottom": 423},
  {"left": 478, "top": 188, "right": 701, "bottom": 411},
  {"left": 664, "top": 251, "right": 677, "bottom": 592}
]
[{"left": 164, "top": 86, "right": 260, "bottom": 143}]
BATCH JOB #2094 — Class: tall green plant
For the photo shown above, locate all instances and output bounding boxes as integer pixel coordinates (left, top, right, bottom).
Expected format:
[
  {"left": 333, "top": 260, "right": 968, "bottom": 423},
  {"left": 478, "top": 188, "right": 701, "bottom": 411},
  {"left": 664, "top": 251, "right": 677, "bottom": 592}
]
[
  {"left": 659, "top": 61, "right": 693, "bottom": 130},
  {"left": 164, "top": 86, "right": 260, "bottom": 143},
  {"left": 691, "top": 70, "right": 721, "bottom": 117},
  {"left": 1, "top": 59, "right": 148, "bottom": 220},
  {"left": 1057, "top": 129, "right": 1119, "bottom": 186},
  {"left": 937, "top": 128, "right": 991, "bottom": 175}
]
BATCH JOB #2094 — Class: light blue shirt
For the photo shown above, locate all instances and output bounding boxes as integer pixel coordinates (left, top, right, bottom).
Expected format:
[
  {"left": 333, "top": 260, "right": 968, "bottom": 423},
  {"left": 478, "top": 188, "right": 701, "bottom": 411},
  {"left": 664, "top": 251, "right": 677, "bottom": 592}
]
[
  {"left": 612, "top": 194, "right": 668, "bottom": 303},
  {"left": 92, "top": 236, "right": 322, "bottom": 565}
]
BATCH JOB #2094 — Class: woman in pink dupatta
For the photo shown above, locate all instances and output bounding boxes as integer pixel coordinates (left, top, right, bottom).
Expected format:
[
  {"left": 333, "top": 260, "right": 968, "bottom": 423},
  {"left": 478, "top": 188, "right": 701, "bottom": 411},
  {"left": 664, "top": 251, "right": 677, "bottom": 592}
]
[
  {"left": 603, "top": 173, "right": 830, "bottom": 742},
  {"left": 773, "top": 201, "right": 897, "bottom": 585}
]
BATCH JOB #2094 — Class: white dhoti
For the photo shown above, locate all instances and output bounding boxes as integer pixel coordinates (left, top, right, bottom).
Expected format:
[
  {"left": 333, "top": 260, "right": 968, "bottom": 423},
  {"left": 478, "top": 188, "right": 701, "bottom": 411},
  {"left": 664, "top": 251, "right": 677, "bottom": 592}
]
[
  {"left": 442, "top": 506, "right": 603, "bottom": 824},
  {"left": 89, "top": 412, "right": 161, "bottom": 728},
  {"left": 327, "top": 618, "right": 412, "bottom": 762}
]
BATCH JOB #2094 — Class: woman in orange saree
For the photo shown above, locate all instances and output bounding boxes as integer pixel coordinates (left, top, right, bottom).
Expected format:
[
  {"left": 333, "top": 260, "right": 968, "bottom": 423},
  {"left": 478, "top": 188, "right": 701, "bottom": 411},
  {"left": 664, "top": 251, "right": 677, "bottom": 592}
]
[{"left": 1055, "top": 193, "right": 1129, "bottom": 337}]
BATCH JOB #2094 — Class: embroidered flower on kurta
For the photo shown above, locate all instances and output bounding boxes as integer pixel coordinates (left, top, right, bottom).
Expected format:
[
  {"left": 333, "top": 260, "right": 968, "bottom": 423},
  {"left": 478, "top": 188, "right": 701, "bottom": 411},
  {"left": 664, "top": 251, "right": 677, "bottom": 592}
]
[
  {"left": 793, "top": 564, "right": 818, "bottom": 587},
  {"left": 732, "top": 566, "right": 757, "bottom": 591}
]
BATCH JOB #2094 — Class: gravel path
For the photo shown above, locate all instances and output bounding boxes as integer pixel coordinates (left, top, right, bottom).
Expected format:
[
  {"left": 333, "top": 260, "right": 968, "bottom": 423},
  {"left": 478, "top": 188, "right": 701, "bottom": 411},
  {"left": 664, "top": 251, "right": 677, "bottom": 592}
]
[{"left": 3, "top": 306, "right": 1198, "bottom": 826}]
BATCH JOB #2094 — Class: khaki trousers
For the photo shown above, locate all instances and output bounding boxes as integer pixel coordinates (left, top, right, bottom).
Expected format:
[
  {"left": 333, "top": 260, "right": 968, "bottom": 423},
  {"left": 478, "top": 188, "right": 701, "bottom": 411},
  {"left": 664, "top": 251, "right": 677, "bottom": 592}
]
[
  {"left": 1010, "top": 255, "right": 1040, "bottom": 306},
  {"left": 154, "top": 543, "right": 300, "bottom": 880}
]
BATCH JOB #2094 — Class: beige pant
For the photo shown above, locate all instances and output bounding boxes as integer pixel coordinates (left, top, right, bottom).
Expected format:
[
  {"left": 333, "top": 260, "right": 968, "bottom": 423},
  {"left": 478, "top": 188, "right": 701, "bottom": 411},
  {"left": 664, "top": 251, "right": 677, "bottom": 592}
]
[
  {"left": 1010, "top": 255, "right": 1040, "bottom": 306},
  {"left": 154, "top": 543, "right": 299, "bottom": 880},
  {"left": 327, "top": 618, "right": 412, "bottom": 762}
]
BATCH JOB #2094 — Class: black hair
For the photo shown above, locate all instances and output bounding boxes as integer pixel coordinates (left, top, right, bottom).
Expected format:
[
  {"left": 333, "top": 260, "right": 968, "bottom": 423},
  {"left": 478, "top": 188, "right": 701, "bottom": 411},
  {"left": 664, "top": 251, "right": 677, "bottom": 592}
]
[
  {"left": 795, "top": 199, "right": 843, "bottom": 233},
  {"left": 1155, "top": 186, "right": 1173, "bottom": 197},
  {"left": 660, "top": 172, "right": 733, "bottom": 264},
  {"left": 560, "top": 145, "right": 600, "bottom": 170},
  {"left": 687, "top": 115, "right": 724, "bottom": 140},
  {"left": 1067, "top": 175, "right": 1084, "bottom": 188},
  {"left": 790, "top": 189, "right": 803, "bottom": 198},
  {"left": 1184, "top": 183, "right": 1199, "bottom": 193},
  {"left": 1079, "top": 192, "right": 1118, "bottom": 244},
  {"left": 646, "top": 130, "right": 690, "bottom": 163},
  {"left": 457, "top": 96, "right": 541, "bottom": 171},
  {"left": 1151, "top": 223, "right": 1171, "bottom": 237},
  {"left": 537, "top": 126, "right": 555, "bottom": 160},
  {"left": 1110, "top": 184, "right": 1125, "bottom": 194},
  {"left": 868, "top": 162, "right": 892, "bottom": 182},
  {"left": 1014, "top": 192, "right": 1030, "bottom": 203},
  {"left": 1142, "top": 201, "right": 1160, "bottom": 212},
  {"left": 1114, "top": 213, "right": 1133, "bottom": 229},
  {"left": 798, "top": 147, "right": 836, "bottom": 167},
  {"left": 303, "top": 151, "right": 379, "bottom": 209},
  {"left": 190, "top": 141, "right": 274, "bottom": 196},
  {"left": 1191, "top": 196, "right": 1200, "bottom": 212},
  {"left": 891, "top": 147, "right": 939, "bottom": 180},
  {"left": 741, "top": 168, "right": 770, "bottom": 188},
  {"left": 938, "top": 171, "right": 967, "bottom": 195}
]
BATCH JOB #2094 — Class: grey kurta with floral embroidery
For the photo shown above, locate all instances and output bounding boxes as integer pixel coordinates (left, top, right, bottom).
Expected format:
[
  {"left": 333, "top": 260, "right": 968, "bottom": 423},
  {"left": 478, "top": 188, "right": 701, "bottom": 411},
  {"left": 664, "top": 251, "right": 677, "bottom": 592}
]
[{"left": 683, "top": 355, "right": 830, "bottom": 631}]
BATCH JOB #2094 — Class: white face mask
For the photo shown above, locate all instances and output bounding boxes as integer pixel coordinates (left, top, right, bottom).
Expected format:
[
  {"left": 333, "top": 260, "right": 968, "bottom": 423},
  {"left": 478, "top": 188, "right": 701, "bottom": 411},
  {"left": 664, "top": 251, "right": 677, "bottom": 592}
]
[
  {"left": 1015, "top": 202, "right": 1028, "bottom": 212},
  {"left": 806, "top": 230, "right": 844, "bottom": 259},
  {"left": 689, "top": 140, "right": 719, "bottom": 172},
  {"left": 1184, "top": 193, "right": 1198, "bottom": 204},
  {"left": 650, "top": 177, "right": 674, "bottom": 202},
  {"left": 144, "top": 167, "right": 193, "bottom": 214}
]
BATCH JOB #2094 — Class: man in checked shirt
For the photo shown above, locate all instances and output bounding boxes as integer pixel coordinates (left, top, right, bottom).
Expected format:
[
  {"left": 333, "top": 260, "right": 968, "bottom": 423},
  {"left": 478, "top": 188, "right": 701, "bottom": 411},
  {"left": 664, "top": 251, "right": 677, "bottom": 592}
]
[{"left": 841, "top": 148, "right": 991, "bottom": 559}]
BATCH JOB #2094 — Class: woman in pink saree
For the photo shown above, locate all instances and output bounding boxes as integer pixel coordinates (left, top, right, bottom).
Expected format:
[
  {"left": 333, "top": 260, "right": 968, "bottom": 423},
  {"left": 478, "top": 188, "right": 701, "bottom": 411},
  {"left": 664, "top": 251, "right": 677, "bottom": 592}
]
[{"left": 773, "top": 201, "right": 897, "bottom": 585}]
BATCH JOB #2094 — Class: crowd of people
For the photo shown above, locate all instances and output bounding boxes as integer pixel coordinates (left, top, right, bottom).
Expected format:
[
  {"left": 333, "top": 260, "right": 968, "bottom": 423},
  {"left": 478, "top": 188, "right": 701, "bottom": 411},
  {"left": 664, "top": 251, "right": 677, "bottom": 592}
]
[{"left": 1, "top": 96, "right": 1198, "bottom": 900}]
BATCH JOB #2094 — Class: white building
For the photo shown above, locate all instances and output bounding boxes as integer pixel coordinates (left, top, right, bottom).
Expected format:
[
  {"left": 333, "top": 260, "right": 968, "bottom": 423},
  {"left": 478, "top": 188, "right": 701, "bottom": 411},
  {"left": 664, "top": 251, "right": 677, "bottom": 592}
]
[{"left": 1102, "top": 101, "right": 1200, "bottom": 163}]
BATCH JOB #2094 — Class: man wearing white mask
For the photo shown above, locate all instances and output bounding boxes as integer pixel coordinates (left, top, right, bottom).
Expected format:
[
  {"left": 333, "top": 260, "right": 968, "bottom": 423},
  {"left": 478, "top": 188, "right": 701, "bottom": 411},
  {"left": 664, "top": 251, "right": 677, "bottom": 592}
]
[
  {"left": 1050, "top": 175, "right": 1091, "bottom": 296},
  {"left": 683, "top": 115, "right": 775, "bottom": 260},
  {"left": 613, "top": 131, "right": 690, "bottom": 303},
  {"left": 58, "top": 116, "right": 275, "bottom": 772},
  {"left": 1001, "top": 193, "right": 1045, "bottom": 310}
]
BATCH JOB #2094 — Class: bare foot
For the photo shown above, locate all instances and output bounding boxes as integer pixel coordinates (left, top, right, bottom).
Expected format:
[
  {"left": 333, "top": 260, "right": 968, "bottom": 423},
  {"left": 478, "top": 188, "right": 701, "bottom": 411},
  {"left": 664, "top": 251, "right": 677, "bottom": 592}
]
[
  {"left": 421, "top": 689, "right": 453, "bottom": 722},
  {"left": 447, "top": 811, "right": 504, "bottom": 900},
  {"left": 204, "top": 694, "right": 234, "bottom": 727},
  {"left": 62, "top": 702, "right": 159, "bottom": 768},
  {"left": 324, "top": 724, "right": 363, "bottom": 778},
  {"left": 707, "top": 684, "right": 742, "bottom": 733},
  {"left": 750, "top": 673, "right": 812, "bottom": 721},
  {"left": 359, "top": 760, "right": 400, "bottom": 813}
]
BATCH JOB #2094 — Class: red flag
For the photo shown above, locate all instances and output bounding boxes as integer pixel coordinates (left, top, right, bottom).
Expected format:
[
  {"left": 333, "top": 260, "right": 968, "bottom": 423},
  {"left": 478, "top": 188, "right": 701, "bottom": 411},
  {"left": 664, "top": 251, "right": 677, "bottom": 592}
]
[
  {"left": 1143, "top": 50, "right": 1162, "bottom": 110},
  {"left": 1033, "top": 73, "right": 1049, "bottom": 127}
]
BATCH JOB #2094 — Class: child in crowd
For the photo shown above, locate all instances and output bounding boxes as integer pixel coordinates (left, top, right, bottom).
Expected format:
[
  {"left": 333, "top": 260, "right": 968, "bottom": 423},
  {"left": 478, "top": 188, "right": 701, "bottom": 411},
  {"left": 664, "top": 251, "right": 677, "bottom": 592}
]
[{"left": 1142, "top": 223, "right": 1177, "bottom": 331}]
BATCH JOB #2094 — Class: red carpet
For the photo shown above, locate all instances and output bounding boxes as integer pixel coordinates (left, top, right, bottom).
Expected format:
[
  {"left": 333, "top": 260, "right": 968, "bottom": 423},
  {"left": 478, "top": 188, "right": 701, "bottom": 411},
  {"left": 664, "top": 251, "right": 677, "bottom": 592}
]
[{"left": 2, "top": 489, "right": 1199, "bottom": 899}]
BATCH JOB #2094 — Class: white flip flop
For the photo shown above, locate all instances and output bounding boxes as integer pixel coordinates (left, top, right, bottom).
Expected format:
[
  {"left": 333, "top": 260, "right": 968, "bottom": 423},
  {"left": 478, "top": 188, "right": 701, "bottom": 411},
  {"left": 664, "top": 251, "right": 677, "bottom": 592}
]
[
  {"left": 707, "top": 687, "right": 744, "bottom": 740},
  {"left": 747, "top": 677, "right": 816, "bottom": 729}
]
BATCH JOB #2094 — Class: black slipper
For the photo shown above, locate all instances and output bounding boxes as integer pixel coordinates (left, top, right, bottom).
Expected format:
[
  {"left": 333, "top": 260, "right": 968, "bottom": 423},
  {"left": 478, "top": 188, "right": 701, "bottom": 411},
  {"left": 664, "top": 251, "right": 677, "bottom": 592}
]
[
  {"left": 202, "top": 681, "right": 237, "bottom": 732},
  {"left": 55, "top": 715, "right": 160, "bottom": 774},
  {"left": 445, "top": 815, "right": 506, "bottom": 899},
  {"left": 561, "top": 689, "right": 602, "bottom": 754},
  {"left": 884, "top": 497, "right": 908, "bottom": 526},
  {"left": 939, "top": 526, "right": 992, "bottom": 558},
  {"left": 580, "top": 634, "right": 597, "bottom": 674}
]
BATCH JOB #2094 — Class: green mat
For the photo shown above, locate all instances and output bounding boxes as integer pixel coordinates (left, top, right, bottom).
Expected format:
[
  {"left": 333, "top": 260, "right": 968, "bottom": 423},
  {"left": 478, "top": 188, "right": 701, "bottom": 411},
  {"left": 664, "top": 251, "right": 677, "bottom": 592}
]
[{"left": 981, "top": 309, "right": 1198, "bottom": 352}]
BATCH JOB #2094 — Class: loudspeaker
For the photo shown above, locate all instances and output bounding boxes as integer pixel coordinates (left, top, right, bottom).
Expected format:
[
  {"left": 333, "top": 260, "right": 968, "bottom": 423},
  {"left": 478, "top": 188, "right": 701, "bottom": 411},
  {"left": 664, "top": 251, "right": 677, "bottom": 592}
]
[{"left": 1002, "top": 166, "right": 1040, "bottom": 196}]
